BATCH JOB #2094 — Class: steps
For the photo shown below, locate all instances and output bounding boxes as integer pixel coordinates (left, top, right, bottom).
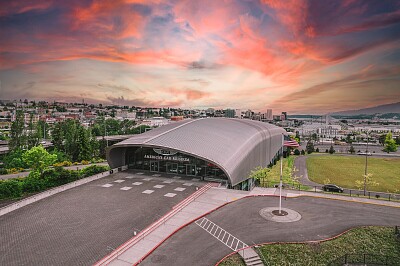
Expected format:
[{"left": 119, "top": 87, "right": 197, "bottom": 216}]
[{"left": 244, "top": 254, "right": 264, "bottom": 266}]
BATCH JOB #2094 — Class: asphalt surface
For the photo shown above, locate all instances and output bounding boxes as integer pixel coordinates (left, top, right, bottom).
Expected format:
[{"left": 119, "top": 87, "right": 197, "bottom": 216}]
[
  {"left": 142, "top": 196, "right": 400, "bottom": 266},
  {"left": 0, "top": 170, "right": 200, "bottom": 266},
  {"left": 293, "top": 156, "right": 320, "bottom": 187}
]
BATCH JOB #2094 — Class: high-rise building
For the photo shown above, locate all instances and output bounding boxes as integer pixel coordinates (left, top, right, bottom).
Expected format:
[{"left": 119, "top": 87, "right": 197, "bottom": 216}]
[
  {"left": 281, "top": 112, "right": 287, "bottom": 120},
  {"left": 266, "top": 109, "right": 273, "bottom": 120}
]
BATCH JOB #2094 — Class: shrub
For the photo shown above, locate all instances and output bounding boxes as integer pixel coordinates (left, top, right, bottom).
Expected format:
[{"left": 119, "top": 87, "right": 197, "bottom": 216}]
[
  {"left": 6, "top": 167, "right": 24, "bottom": 174},
  {"left": 80, "top": 165, "right": 109, "bottom": 177},
  {"left": 315, "top": 148, "right": 320, "bottom": 152},
  {"left": 52, "top": 161, "right": 72, "bottom": 167},
  {"left": 0, "top": 168, "right": 8, "bottom": 175},
  {"left": 0, "top": 179, "right": 22, "bottom": 199},
  {"left": 81, "top": 160, "right": 90, "bottom": 165},
  {"left": 21, "top": 172, "right": 46, "bottom": 193},
  {"left": 294, "top": 149, "right": 300, "bottom": 155}
]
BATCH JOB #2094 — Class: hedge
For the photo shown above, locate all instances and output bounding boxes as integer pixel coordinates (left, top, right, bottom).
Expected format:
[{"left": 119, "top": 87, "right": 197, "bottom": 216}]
[{"left": 0, "top": 165, "right": 110, "bottom": 200}]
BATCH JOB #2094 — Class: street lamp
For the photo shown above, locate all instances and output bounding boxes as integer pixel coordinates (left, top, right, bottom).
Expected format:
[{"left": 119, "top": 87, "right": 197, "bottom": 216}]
[
  {"left": 279, "top": 133, "right": 284, "bottom": 214},
  {"left": 364, "top": 130, "right": 369, "bottom": 196}
]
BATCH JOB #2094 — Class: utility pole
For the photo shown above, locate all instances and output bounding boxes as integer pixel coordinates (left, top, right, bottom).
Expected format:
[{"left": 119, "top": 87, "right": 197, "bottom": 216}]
[
  {"left": 364, "top": 130, "right": 369, "bottom": 196},
  {"left": 279, "top": 133, "right": 284, "bottom": 214}
]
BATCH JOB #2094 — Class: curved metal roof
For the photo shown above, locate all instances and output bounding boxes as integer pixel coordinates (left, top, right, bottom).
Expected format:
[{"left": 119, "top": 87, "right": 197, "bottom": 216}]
[{"left": 107, "top": 118, "right": 286, "bottom": 186}]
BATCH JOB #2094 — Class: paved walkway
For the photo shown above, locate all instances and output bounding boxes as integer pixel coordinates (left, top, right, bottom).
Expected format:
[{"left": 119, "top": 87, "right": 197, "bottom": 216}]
[
  {"left": 293, "top": 156, "right": 320, "bottom": 187},
  {"left": 96, "top": 186, "right": 400, "bottom": 266},
  {"left": 0, "top": 162, "right": 109, "bottom": 180}
]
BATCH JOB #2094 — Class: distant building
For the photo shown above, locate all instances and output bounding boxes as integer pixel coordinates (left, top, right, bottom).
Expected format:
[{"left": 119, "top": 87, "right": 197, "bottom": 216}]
[
  {"left": 225, "top": 109, "right": 235, "bottom": 118},
  {"left": 281, "top": 112, "right": 287, "bottom": 120},
  {"left": 273, "top": 115, "right": 281, "bottom": 121},
  {"left": 266, "top": 109, "right": 273, "bottom": 120}
]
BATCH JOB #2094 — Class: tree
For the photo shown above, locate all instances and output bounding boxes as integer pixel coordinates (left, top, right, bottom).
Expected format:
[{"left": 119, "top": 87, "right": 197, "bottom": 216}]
[
  {"left": 349, "top": 145, "right": 355, "bottom": 154},
  {"left": 383, "top": 132, "right": 398, "bottom": 153},
  {"left": 315, "top": 148, "right": 319, "bottom": 153},
  {"left": 329, "top": 145, "right": 335, "bottom": 154},
  {"left": 9, "top": 110, "right": 26, "bottom": 151},
  {"left": 301, "top": 150, "right": 305, "bottom": 155},
  {"left": 294, "top": 149, "right": 300, "bottom": 155},
  {"left": 22, "top": 146, "right": 57, "bottom": 174},
  {"left": 306, "top": 141, "right": 315, "bottom": 154},
  {"left": 249, "top": 167, "right": 270, "bottom": 186},
  {"left": 355, "top": 173, "right": 379, "bottom": 194},
  {"left": 76, "top": 126, "right": 92, "bottom": 161},
  {"left": 396, "top": 136, "right": 400, "bottom": 145},
  {"left": 378, "top": 134, "right": 387, "bottom": 145}
]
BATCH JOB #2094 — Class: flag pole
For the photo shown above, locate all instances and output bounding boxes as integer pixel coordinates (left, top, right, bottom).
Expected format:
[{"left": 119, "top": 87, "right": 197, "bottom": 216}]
[{"left": 279, "top": 133, "right": 283, "bottom": 214}]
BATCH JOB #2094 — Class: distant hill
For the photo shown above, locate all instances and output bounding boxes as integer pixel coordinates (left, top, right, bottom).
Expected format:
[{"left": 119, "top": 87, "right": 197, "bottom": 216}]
[{"left": 333, "top": 102, "right": 400, "bottom": 115}]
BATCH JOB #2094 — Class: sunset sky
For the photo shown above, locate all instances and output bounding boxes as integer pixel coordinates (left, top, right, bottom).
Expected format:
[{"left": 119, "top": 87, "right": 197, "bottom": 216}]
[{"left": 1, "top": 0, "right": 400, "bottom": 114}]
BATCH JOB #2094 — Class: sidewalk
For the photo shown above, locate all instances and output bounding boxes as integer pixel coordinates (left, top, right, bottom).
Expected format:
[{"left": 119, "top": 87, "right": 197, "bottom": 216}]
[{"left": 97, "top": 186, "right": 400, "bottom": 266}]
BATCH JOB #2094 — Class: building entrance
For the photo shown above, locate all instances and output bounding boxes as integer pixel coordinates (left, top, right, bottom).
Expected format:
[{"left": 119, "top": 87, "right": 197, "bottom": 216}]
[
  {"left": 186, "top": 164, "right": 197, "bottom": 176},
  {"left": 166, "top": 163, "right": 178, "bottom": 174},
  {"left": 150, "top": 161, "right": 159, "bottom": 172}
]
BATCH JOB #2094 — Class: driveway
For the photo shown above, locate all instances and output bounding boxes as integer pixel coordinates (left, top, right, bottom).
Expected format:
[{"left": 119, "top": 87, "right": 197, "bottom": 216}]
[{"left": 142, "top": 196, "right": 400, "bottom": 266}]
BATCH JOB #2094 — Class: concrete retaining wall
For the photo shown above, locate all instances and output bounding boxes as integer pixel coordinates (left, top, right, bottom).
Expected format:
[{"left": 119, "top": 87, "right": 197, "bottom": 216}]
[{"left": 0, "top": 165, "right": 128, "bottom": 217}]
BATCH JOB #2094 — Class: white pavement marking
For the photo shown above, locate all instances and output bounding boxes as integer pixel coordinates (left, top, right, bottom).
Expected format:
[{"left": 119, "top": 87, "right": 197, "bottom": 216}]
[
  {"left": 136, "top": 172, "right": 144, "bottom": 175},
  {"left": 174, "top": 187, "right": 186, "bottom": 192},
  {"left": 132, "top": 182, "right": 143, "bottom": 186},
  {"left": 162, "top": 180, "right": 173, "bottom": 184},
  {"left": 125, "top": 176, "right": 134, "bottom": 179},
  {"left": 143, "top": 178, "right": 153, "bottom": 181},
  {"left": 142, "top": 190, "right": 155, "bottom": 194},
  {"left": 183, "top": 183, "right": 193, "bottom": 186},
  {"left": 172, "top": 176, "right": 181, "bottom": 179},
  {"left": 120, "top": 187, "right": 132, "bottom": 191},
  {"left": 154, "top": 185, "right": 165, "bottom": 189},
  {"left": 101, "top": 184, "right": 113, "bottom": 188},
  {"left": 195, "top": 217, "right": 248, "bottom": 251},
  {"left": 164, "top": 193, "right": 176, "bottom": 198},
  {"left": 114, "top": 180, "right": 125, "bottom": 183},
  {"left": 152, "top": 174, "right": 161, "bottom": 177}
]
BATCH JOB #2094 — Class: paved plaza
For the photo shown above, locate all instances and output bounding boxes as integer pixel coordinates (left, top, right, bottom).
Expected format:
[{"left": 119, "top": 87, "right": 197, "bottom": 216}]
[{"left": 0, "top": 170, "right": 200, "bottom": 266}]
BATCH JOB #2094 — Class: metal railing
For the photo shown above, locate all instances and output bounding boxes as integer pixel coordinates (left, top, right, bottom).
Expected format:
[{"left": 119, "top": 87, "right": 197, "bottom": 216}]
[
  {"left": 256, "top": 180, "right": 400, "bottom": 202},
  {"left": 328, "top": 253, "right": 400, "bottom": 266}
]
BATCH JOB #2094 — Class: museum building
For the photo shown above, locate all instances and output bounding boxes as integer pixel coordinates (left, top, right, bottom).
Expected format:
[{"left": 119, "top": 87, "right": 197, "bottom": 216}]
[{"left": 106, "top": 118, "right": 286, "bottom": 190}]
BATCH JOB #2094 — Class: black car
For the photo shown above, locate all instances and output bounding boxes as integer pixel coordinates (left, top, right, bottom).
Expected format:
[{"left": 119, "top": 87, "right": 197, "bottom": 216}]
[{"left": 322, "top": 184, "right": 344, "bottom": 193}]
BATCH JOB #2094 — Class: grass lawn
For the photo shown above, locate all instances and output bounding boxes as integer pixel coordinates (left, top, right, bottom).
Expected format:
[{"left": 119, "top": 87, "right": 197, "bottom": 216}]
[
  {"left": 219, "top": 226, "right": 400, "bottom": 266},
  {"left": 306, "top": 155, "right": 400, "bottom": 193}
]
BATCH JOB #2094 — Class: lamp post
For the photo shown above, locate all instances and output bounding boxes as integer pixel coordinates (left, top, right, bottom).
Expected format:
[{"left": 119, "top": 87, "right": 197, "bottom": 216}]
[
  {"left": 279, "top": 133, "right": 283, "bottom": 214},
  {"left": 364, "top": 130, "right": 369, "bottom": 196}
]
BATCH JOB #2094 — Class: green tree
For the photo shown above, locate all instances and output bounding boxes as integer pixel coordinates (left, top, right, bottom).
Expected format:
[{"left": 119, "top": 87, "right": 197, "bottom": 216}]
[
  {"left": 22, "top": 146, "right": 57, "bottom": 174},
  {"left": 306, "top": 141, "right": 315, "bottom": 154},
  {"left": 329, "top": 145, "right": 335, "bottom": 154},
  {"left": 51, "top": 122, "right": 64, "bottom": 150},
  {"left": 76, "top": 126, "right": 92, "bottom": 161},
  {"left": 355, "top": 173, "right": 379, "bottom": 193},
  {"left": 383, "top": 132, "right": 398, "bottom": 153},
  {"left": 9, "top": 110, "right": 26, "bottom": 151},
  {"left": 294, "top": 149, "right": 300, "bottom": 155},
  {"left": 349, "top": 145, "right": 355, "bottom": 154},
  {"left": 249, "top": 167, "right": 270, "bottom": 186}
]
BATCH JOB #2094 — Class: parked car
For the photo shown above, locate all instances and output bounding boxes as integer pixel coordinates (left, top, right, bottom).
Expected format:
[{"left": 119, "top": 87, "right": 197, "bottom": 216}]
[{"left": 322, "top": 184, "right": 344, "bottom": 193}]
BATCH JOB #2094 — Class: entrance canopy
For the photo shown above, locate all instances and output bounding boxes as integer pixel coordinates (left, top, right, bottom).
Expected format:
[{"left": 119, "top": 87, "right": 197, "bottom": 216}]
[{"left": 107, "top": 118, "right": 286, "bottom": 186}]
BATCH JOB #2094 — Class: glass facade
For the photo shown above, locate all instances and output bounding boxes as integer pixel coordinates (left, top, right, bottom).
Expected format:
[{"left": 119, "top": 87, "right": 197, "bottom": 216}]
[{"left": 126, "top": 147, "right": 228, "bottom": 181}]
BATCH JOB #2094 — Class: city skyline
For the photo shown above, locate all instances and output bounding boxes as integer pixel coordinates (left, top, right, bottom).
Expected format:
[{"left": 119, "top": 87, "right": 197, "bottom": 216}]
[{"left": 1, "top": 0, "right": 400, "bottom": 114}]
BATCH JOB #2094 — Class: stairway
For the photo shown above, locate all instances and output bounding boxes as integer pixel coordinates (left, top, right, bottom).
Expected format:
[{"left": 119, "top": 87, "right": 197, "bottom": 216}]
[{"left": 242, "top": 248, "right": 264, "bottom": 266}]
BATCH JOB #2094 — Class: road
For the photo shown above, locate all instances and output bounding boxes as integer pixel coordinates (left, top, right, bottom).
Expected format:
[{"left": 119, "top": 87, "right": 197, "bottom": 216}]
[
  {"left": 0, "top": 162, "right": 109, "bottom": 180},
  {"left": 142, "top": 196, "right": 400, "bottom": 266}
]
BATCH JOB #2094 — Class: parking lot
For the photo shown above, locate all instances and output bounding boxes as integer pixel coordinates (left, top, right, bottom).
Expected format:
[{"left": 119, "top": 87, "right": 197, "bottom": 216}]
[{"left": 0, "top": 170, "right": 201, "bottom": 266}]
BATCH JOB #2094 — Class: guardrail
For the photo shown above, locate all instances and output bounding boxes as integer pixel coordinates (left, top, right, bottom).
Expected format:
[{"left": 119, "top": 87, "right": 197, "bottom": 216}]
[
  {"left": 94, "top": 182, "right": 217, "bottom": 266},
  {"left": 256, "top": 181, "right": 400, "bottom": 202}
]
